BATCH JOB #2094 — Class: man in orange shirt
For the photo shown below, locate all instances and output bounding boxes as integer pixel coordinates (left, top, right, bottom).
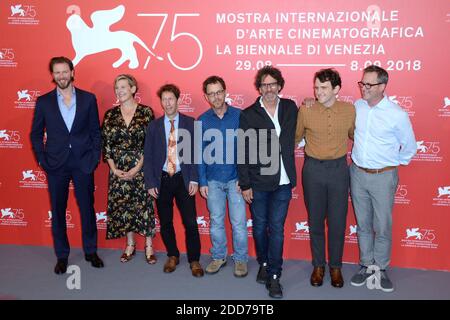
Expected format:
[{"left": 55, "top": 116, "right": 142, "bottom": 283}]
[{"left": 295, "top": 68, "right": 355, "bottom": 288}]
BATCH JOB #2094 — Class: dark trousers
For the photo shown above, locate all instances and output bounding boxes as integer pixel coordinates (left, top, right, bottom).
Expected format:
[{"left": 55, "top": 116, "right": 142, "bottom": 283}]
[
  {"left": 155, "top": 171, "right": 201, "bottom": 263},
  {"left": 250, "top": 184, "right": 292, "bottom": 278},
  {"left": 302, "top": 155, "right": 349, "bottom": 268},
  {"left": 47, "top": 152, "right": 98, "bottom": 261}
]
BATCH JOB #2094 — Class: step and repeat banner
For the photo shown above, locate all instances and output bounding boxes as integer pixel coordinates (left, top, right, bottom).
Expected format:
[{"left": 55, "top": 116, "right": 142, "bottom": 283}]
[{"left": 1, "top": 1, "right": 449, "bottom": 271}]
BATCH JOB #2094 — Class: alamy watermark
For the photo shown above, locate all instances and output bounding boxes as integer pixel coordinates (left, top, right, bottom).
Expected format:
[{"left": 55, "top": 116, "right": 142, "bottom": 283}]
[
  {"left": 172, "top": 121, "right": 282, "bottom": 175},
  {"left": 66, "top": 265, "right": 81, "bottom": 290},
  {"left": 366, "top": 265, "right": 382, "bottom": 290}
]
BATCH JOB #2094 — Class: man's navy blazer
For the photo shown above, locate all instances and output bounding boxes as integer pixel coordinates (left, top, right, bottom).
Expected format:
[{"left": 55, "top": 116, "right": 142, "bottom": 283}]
[
  {"left": 144, "top": 112, "right": 198, "bottom": 191},
  {"left": 30, "top": 87, "right": 101, "bottom": 174}
]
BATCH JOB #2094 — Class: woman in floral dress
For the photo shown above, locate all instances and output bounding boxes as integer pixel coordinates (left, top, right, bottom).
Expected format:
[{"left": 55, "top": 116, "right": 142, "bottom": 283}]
[{"left": 102, "top": 74, "right": 156, "bottom": 264}]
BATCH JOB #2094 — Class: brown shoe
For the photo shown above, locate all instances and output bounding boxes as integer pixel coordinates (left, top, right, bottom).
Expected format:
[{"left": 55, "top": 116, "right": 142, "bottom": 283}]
[
  {"left": 190, "top": 261, "right": 204, "bottom": 277},
  {"left": 163, "top": 256, "right": 179, "bottom": 273},
  {"left": 330, "top": 267, "right": 344, "bottom": 288},
  {"left": 310, "top": 266, "right": 325, "bottom": 287}
]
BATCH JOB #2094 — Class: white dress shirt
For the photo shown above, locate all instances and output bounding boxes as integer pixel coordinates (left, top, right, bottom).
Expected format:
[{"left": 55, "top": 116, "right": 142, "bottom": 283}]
[
  {"left": 351, "top": 95, "right": 417, "bottom": 169},
  {"left": 260, "top": 97, "right": 291, "bottom": 185}
]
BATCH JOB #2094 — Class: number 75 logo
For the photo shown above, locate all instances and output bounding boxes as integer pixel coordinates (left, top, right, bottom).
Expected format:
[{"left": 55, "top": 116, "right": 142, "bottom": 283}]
[
  {"left": 137, "top": 13, "right": 203, "bottom": 70},
  {"left": 0, "top": 49, "right": 15, "bottom": 60}
]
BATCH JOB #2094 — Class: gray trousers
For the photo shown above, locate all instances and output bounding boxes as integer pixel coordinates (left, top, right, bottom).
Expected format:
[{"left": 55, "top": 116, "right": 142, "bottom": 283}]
[
  {"left": 302, "top": 155, "right": 349, "bottom": 268},
  {"left": 349, "top": 163, "right": 398, "bottom": 270}
]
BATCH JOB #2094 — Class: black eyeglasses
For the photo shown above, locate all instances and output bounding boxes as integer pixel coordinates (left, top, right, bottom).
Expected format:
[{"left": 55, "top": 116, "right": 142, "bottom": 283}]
[
  {"left": 260, "top": 82, "right": 278, "bottom": 90},
  {"left": 357, "top": 81, "right": 383, "bottom": 89},
  {"left": 206, "top": 90, "right": 225, "bottom": 98}
]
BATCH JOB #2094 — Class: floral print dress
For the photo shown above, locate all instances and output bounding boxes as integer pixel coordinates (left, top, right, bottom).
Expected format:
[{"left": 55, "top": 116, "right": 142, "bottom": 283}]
[{"left": 101, "top": 104, "right": 155, "bottom": 239}]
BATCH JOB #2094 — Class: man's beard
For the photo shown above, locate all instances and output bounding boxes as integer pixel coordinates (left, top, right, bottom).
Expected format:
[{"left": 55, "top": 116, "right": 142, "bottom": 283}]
[
  {"left": 55, "top": 77, "right": 73, "bottom": 90},
  {"left": 263, "top": 92, "right": 278, "bottom": 102},
  {"left": 56, "top": 81, "right": 71, "bottom": 90}
]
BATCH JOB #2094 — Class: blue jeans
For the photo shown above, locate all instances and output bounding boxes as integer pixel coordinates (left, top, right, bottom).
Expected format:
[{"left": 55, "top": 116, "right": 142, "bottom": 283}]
[
  {"left": 207, "top": 179, "right": 248, "bottom": 262},
  {"left": 250, "top": 184, "right": 292, "bottom": 278}
]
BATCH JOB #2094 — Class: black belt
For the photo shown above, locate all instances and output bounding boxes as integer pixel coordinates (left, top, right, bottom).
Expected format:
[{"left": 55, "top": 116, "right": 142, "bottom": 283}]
[{"left": 161, "top": 171, "right": 181, "bottom": 178}]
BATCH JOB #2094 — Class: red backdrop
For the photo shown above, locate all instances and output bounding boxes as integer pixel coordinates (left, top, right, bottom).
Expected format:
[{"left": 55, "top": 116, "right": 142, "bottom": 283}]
[{"left": 1, "top": 0, "right": 449, "bottom": 271}]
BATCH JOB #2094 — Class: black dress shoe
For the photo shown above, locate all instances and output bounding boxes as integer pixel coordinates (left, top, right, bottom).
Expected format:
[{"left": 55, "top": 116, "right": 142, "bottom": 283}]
[
  {"left": 54, "top": 259, "right": 68, "bottom": 275},
  {"left": 85, "top": 253, "right": 104, "bottom": 268},
  {"left": 265, "top": 275, "right": 283, "bottom": 299},
  {"left": 256, "top": 263, "right": 268, "bottom": 284}
]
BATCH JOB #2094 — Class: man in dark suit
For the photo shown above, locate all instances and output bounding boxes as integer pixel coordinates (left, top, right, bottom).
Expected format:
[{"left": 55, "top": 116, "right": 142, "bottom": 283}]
[
  {"left": 30, "top": 56, "right": 104, "bottom": 274},
  {"left": 144, "top": 84, "right": 204, "bottom": 277},
  {"left": 238, "top": 66, "right": 298, "bottom": 298}
]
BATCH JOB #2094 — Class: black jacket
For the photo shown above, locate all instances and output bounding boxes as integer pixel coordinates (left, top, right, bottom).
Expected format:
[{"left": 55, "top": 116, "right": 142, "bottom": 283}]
[{"left": 237, "top": 97, "right": 298, "bottom": 191}]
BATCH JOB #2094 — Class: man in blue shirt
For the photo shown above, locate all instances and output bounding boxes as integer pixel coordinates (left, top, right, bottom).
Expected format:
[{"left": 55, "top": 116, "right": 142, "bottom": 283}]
[
  {"left": 349, "top": 65, "right": 416, "bottom": 292},
  {"left": 198, "top": 76, "right": 248, "bottom": 277},
  {"left": 30, "top": 56, "right": 103, "bottom": 274}
]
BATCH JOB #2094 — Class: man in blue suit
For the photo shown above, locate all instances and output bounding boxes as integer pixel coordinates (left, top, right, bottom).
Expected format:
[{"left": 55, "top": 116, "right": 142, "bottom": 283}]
[
  {"left": 30, "top": 56, "right": 104, "bottom": 274},
  {"left": 144, "top": 84, "right": 204, "bottom": 277}
]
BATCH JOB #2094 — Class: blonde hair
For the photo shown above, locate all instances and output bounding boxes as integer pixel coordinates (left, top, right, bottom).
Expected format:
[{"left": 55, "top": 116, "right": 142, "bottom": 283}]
[{"left": 114, "top": 74, "right": 138, "bottom": 97}]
